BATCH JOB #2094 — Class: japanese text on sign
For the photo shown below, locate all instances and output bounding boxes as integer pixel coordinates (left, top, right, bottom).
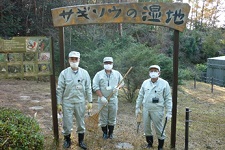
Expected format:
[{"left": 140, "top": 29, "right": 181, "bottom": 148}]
[{"left": 51, "top": 2, "right": 190, "bottom": 32}]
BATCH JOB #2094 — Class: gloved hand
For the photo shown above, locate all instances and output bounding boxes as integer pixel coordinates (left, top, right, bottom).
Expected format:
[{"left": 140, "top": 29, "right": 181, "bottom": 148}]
[
  {"left": 135, "top": 108, "right": 141, "bottom": 117},
  {"left": 166, "top": 113, "right": 172, "bottom": 121},
  {"left": 100, "top": 96, "right": 108, "bottom": 104},
  {"left": 87, "top": 102, "right": 92, "bottom": 110},
  {"left": 113, "top": 86, "right": 119, "bottom": 94},
  {"left": 57, "top": 104, "right": 62, "bottom": 112}
]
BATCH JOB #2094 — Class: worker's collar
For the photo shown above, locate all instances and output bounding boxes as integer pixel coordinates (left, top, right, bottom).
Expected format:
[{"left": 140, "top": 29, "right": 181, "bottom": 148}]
[
  {"left": 70, "top": 67, "right": 79, "bottom": 74},
  {"left": 105, "top": 69, "right": 112, "bottom": 75},
  {"left": 150, "top": 78, "right": 158, "bottom": 83}
]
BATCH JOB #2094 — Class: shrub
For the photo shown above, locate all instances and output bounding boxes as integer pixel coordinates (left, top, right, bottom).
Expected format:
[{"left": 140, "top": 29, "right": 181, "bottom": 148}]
[
  {"left": 0, "top": 107, "right": 44, "bottom": 150},
  {"left": 195, "top": 63, "right": 207, "bottom": 72},
  {"left": 178, "top": 68, "right": 194, "bottom": 84}
]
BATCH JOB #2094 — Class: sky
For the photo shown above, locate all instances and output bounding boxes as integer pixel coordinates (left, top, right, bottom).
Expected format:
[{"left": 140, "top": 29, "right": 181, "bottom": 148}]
[{"left": 182, "top": 0, "right": 225, "bottom": 27}]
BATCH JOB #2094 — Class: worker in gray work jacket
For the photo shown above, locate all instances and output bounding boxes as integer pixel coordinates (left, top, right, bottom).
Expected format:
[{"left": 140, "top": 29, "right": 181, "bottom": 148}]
[
  {"left": 92, "top": 57, "right": 124, "bottom": 139},
  {"left": 136, "top": 65, "right": 172, "bottom": 150},
  {"left": 56, "top": 51, "right": 92, "bottom": 150}
]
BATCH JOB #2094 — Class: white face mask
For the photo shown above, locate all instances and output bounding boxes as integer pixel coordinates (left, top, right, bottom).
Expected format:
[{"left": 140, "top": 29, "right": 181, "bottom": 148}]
[
  {"left": 149, "top": 72, "right": 159, "bottom": 78},
  {"left": 70, "top": 62, "right": 79, "bottom": 69},
  {"left": 104, "top": 64, "right": 113, "bottom": 70}
]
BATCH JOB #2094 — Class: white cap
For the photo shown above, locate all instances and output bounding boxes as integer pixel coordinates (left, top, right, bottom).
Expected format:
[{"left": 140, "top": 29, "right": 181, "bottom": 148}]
[
  {"left": 149, "top": 65, "right": 160, "bottom": 71},
  {"left": 68, "top": 51, "right": 80, "bottom": 58},
  {"left": 103, "top": 57, "right": 113, "bottom": 63}
]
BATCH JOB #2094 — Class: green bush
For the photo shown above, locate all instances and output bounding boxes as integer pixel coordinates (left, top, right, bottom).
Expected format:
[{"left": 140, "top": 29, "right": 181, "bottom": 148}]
[
  {"left": 178, "top": 68, "right": 194, "bottom": 84},
  {"left": 195, "top": 63, "right": 207, "bottom": 72},
  {"left": 0, "top": 107, "right": 44, "bottom": 150}
]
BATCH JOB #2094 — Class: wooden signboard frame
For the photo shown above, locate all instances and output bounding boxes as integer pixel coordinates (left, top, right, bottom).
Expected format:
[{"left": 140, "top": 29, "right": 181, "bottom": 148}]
[{"left": 51, "top": 2, "right": 191, "bottom": 148}]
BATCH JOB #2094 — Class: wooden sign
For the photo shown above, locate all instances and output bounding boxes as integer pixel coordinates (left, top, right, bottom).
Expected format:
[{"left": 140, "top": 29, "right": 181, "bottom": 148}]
[
  {"left": 51, "top": 2, "right": 190, "bottom": 32},
  {"left": 0, "top": 37, "right": 26, "bottom": 53},
  {"left": 0, "top": 37, "right": 52, "bottom": 79}
]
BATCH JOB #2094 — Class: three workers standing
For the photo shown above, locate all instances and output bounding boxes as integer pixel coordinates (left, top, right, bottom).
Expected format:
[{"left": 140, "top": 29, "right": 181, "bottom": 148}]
[{"left": 56, "top": 51, "right": 172, "bottom": 150}]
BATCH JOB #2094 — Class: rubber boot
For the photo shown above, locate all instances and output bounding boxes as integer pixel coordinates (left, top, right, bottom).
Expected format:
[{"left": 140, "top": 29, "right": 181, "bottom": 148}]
[
  {"left": 145, "top": 136, "right": 153, "bottom": 148},
  {"left": 108, "top": 125, "right": 114, "bottom": 139},
  {"left": 101, "top": 126, "right": 108, "bottom": 139},
  {"left": 63, "top": 134, "right": 71, "bottom": 148},
  {"left": 78, "top": 133, "right": 87, "bottom": 150},
  {"left": 158, "top": 139, "right": 164, "bottom": 150}
]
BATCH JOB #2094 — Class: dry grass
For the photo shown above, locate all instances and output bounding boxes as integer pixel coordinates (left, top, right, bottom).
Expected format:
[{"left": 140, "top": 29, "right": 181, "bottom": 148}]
[
  {"left": 1, "top": 79, "right": 225, "bottom": 149},
  {"left": 176, "top": 81, "right": 225, "bottom": 150}
]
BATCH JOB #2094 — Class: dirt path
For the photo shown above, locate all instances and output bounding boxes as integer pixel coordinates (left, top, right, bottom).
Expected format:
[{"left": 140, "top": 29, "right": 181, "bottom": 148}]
[{"left": 0, "top": 79, "right": 53, "bottom": 135}]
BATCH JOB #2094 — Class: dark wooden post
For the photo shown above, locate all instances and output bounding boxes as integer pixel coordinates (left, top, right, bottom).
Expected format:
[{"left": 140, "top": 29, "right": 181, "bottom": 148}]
[
  {"left": 118, "top": 0, "right": 123, "bottom": 36},
  {"left": 194, "top": 74, "right": 196, "bottom": 89},
  {"left": 211, "top": 77, "right": 214, "bottom": 93},
  {"left": 171, "top": 30, "right": 179, "bottom": 148},
  {"left": 59, "top": 27, "right": 65, "bottom": 71},
  {"left": 185, "top": 107, "right": 190, "bottom": 150},
  {"left": 50, "top": 37, "right": 59, "bottom": 144}
]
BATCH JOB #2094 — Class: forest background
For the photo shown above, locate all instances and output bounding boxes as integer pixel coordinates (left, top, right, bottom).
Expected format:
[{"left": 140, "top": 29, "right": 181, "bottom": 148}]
[{"left": 1, "top": 0, "right": 225, "bottom": 101}]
